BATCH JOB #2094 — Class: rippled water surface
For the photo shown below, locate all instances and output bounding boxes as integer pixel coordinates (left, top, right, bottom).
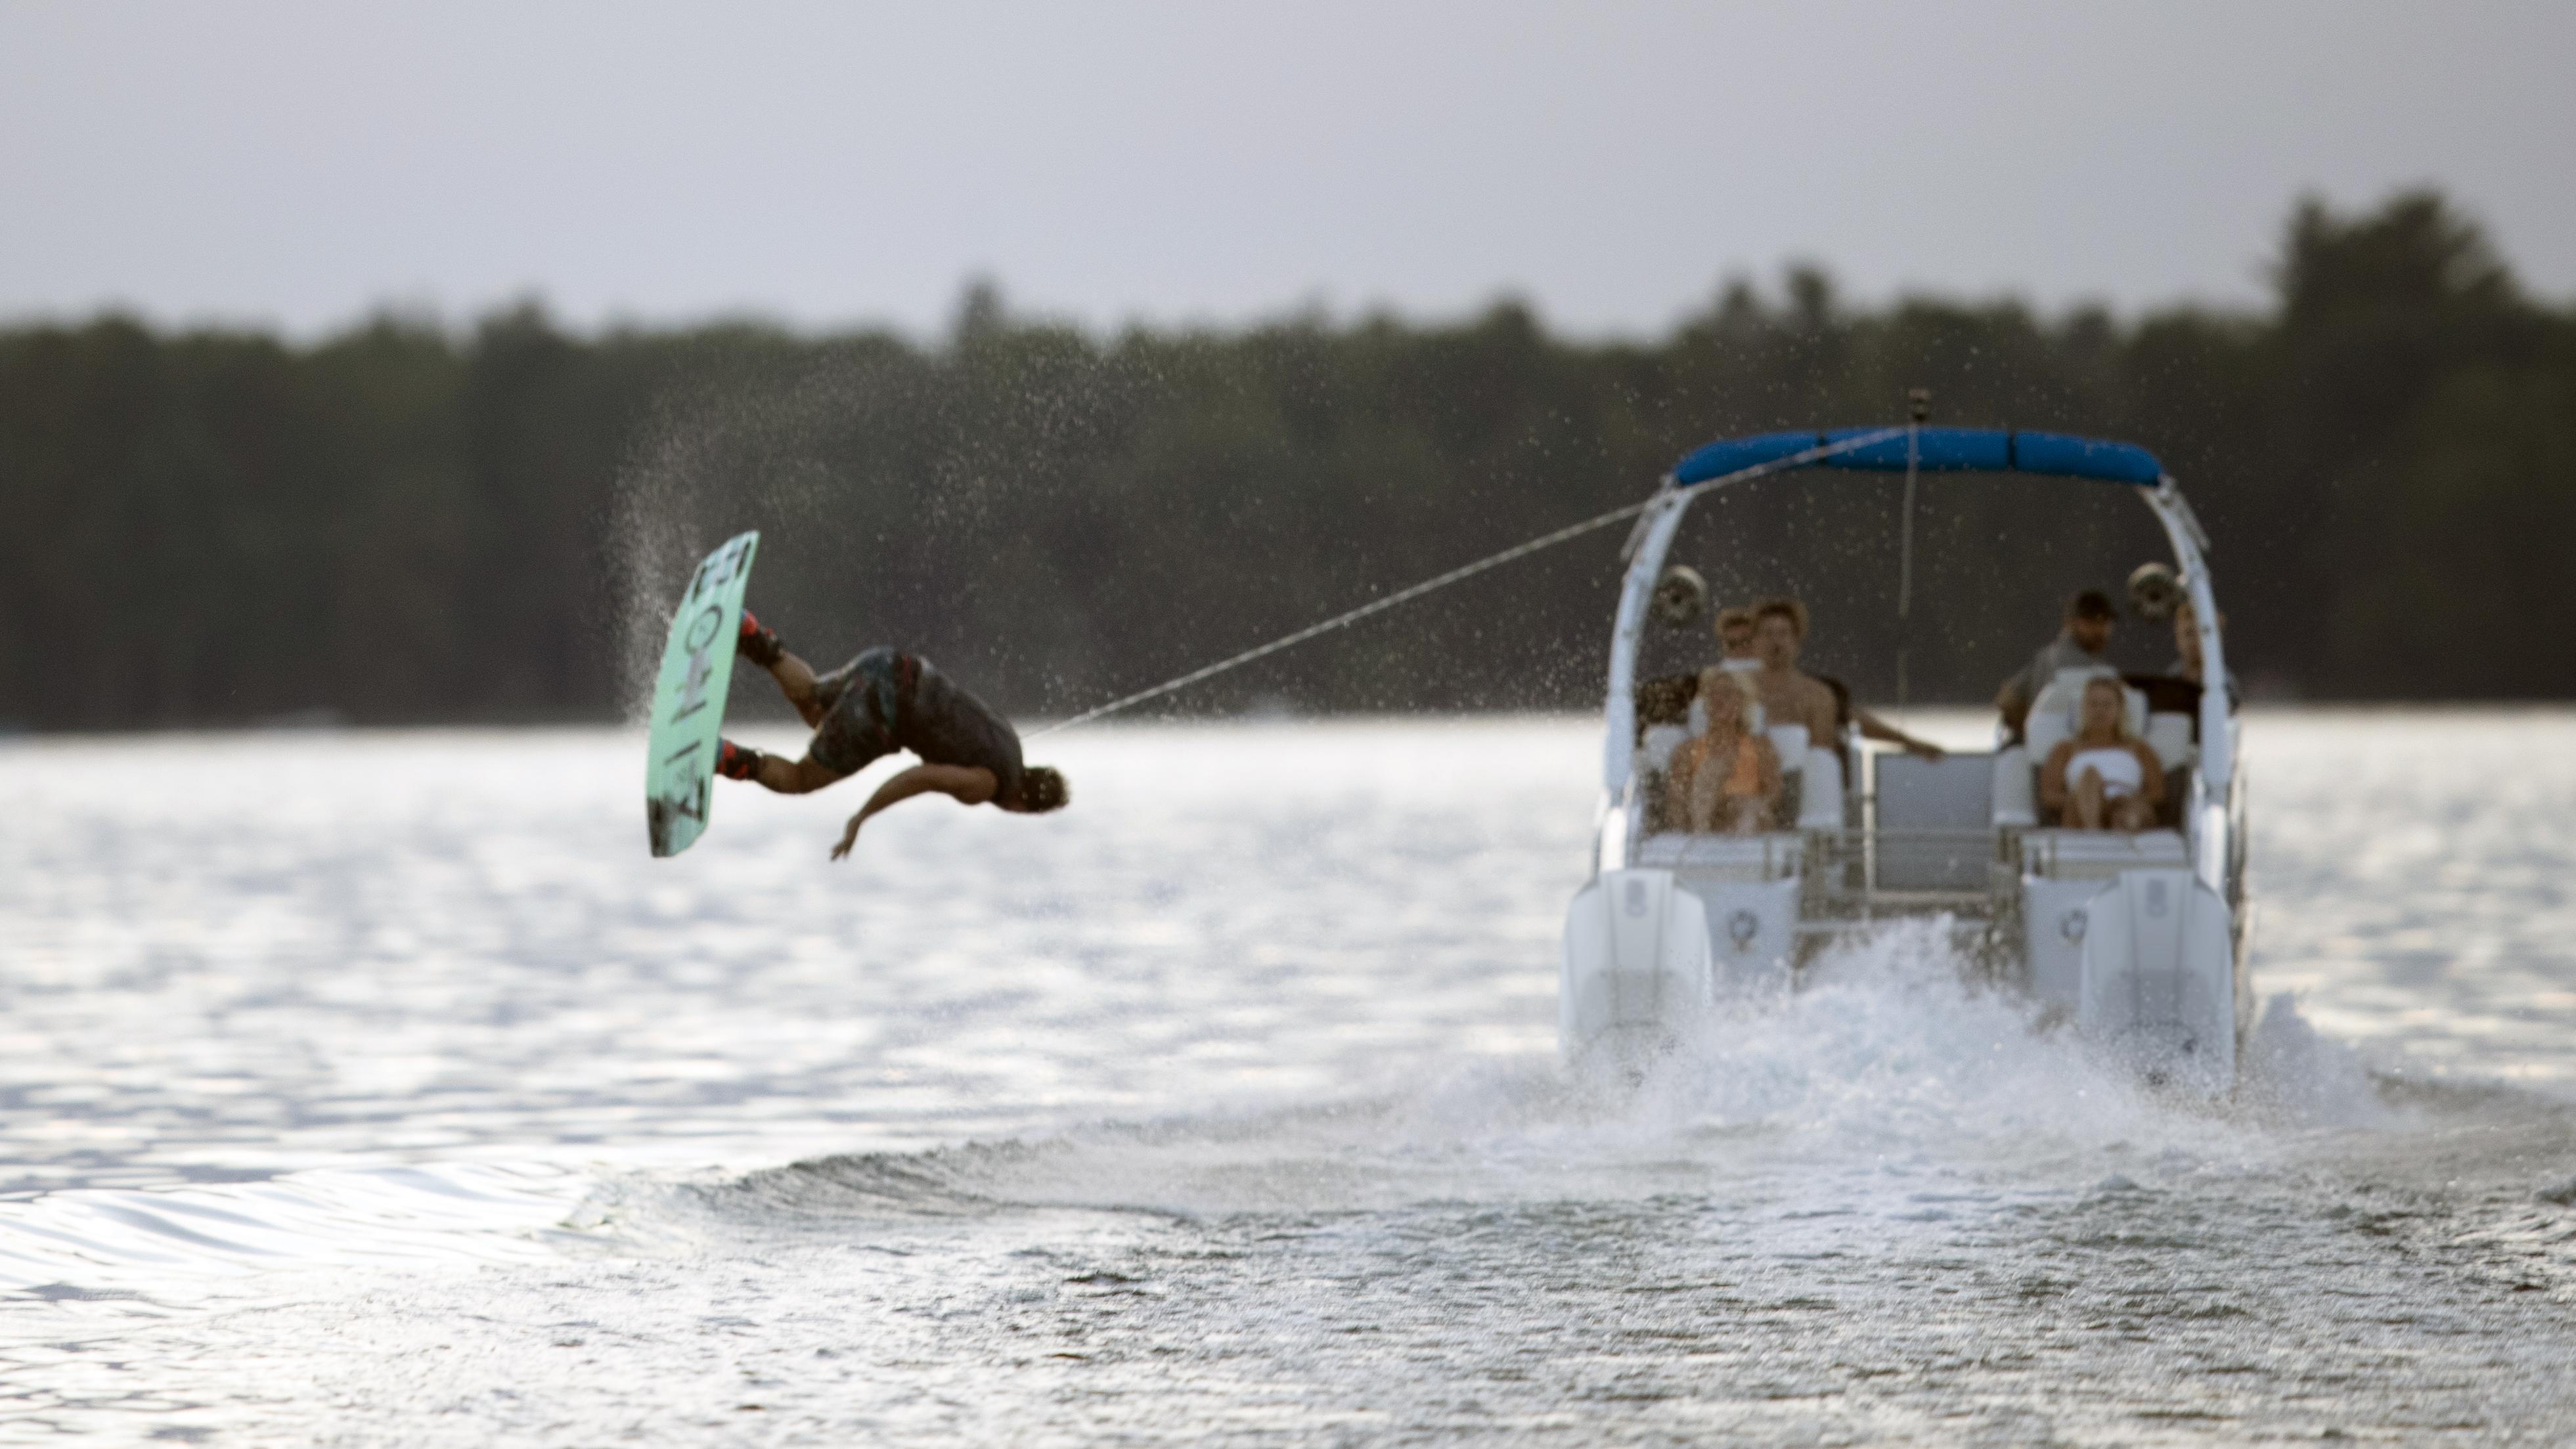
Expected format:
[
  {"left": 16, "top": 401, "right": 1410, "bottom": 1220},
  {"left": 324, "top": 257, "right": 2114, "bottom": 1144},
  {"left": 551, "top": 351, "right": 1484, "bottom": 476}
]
[{"left": 4, "top": 712, "right": 2575, "bottom": 1444}]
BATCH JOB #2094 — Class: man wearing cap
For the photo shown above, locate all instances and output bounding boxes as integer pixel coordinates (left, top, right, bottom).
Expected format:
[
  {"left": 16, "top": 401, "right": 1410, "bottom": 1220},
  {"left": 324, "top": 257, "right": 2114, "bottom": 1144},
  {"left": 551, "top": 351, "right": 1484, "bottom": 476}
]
[{"left": 1996, "top": 589, "right": 2119, "bottom": 739}]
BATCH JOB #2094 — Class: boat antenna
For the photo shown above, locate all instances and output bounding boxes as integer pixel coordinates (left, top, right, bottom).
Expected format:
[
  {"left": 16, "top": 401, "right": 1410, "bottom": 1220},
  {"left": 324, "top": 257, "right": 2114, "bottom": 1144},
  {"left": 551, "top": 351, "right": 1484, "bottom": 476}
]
[
  {"left": 1027, "top": 426, "right": 1909, "bottom": 740},
  {"left": 1896, "top": 388, "right": 1930, "bottom": 717}
]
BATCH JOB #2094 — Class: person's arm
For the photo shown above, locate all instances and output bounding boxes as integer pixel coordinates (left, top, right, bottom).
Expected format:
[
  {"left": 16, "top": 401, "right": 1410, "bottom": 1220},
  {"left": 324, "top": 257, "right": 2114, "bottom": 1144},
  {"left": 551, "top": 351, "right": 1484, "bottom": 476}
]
[
  {"left": 830, "top": 763, "right": 999, "bottom": 859},
  {"left": 1995, "top": 673, "right": 2030, "bottom": 734},
  {"left": 1662, "top": 744, "right": 1696, "bottom": 832},
  {"left": 1755, "top": 738, "right": 1783, "bottom": 803},
  {"left": 2037, "top": 742, "right": 2073, "bottom": 813},
  {"left": 1854, "top": 707, "right": 1945, "bottom": 759}
]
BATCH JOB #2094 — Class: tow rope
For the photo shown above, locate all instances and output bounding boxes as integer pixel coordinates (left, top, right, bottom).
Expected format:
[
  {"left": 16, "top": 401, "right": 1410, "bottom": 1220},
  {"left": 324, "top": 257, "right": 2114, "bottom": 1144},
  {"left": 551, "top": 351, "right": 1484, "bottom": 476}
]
[{"left": 1025, "top": 426, "right": 1908, "bottom": 740}]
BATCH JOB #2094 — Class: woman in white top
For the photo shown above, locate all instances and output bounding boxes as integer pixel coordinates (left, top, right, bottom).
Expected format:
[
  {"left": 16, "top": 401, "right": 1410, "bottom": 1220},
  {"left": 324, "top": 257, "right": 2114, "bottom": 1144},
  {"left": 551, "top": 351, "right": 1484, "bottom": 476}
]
[
  {"left": 1666, "top": 669, "right": 1783, "bottom": 835},
  {"left": 2039, "top": 676, "right": 2165, "bottom": 832}
]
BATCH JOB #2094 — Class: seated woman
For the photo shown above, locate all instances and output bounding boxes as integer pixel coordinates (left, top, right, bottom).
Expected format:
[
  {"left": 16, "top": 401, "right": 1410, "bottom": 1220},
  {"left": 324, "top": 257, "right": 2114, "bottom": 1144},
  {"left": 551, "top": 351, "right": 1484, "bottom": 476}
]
[
  {"left": 1665, "top": 669, "right": 1783, "bottom": 835},
  {"left": 2039, "top": 677, "right": 2166, "bottom": 832}
]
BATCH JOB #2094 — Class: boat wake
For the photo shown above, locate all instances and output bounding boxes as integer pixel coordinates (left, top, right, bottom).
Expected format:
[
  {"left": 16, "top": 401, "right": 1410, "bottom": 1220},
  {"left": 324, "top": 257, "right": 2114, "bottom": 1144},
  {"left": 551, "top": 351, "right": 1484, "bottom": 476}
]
[
  {"left": 0, "top": 926, "right": 2524, "bottom": 1333},
  {"left": 9, "top": 929, "right": 2575, "bottom": 1445},
  {"left": 675, "top": 924, "right": 2418, "bottom": 1239}
]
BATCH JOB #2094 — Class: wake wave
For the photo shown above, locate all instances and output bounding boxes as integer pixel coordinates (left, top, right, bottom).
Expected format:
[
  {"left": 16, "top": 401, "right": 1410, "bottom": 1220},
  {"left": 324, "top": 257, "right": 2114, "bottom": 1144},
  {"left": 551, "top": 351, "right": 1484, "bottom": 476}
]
[
  {"left": 0, "top": 1162, "right": 594, "bottom": 1331},
  {"left": 0, "top": 930, "right": 2430, "bottom": 1312},
  {"left": 696, "top": 924, "right": 2405, "bottom": 1228}
]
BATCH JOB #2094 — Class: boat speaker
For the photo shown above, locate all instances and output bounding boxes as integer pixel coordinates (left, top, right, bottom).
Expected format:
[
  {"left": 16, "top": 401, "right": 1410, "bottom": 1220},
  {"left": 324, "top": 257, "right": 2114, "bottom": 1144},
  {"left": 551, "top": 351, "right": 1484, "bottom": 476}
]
[
  {"left": 2128, "top": 561, "right": 2183, "bottom": 621},
  {"left": 1651, "top": 565, "right": 1706, "bottom": 629}
]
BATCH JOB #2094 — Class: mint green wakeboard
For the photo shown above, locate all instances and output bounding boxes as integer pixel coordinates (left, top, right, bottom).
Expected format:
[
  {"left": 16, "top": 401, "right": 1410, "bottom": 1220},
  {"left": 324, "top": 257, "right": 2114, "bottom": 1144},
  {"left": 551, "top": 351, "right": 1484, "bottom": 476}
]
[{"left": 645, "top": 531, "right": 760, "bottom": 857}]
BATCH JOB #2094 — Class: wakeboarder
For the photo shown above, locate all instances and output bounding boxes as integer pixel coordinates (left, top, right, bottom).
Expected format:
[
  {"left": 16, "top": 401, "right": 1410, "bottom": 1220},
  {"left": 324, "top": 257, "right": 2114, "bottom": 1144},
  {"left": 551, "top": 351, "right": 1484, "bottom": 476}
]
[{"left": 715, "top": 612, "right": 1070, "bottom": 858}]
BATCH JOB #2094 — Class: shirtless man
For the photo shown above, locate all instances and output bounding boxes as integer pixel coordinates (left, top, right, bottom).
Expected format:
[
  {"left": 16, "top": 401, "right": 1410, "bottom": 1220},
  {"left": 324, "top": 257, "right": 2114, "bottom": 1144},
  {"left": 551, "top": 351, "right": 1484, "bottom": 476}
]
[
  {"left": 1748, "top": 598, "right": 1945, "bottom": 760},
  {"left": 714, "top": 612, "right": 1070, "bottom": 858}
]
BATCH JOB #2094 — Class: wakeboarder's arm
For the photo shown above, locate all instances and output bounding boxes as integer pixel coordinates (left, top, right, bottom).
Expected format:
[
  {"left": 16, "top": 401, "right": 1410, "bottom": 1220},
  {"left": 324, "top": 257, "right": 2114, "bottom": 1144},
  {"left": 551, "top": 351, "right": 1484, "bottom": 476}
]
[{"left": 830, "top": 763, "right": 998, "bottom": 859}]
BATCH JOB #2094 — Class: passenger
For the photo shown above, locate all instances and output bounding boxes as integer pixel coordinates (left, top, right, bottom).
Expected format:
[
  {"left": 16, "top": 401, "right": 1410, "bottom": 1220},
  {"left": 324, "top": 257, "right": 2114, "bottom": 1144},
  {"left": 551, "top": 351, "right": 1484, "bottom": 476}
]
[
  {"left": 1750, "top": 597, "right": 1944, "bottom": 760},
  {"left": 2039, "top": 677, "right": 2164, "bottom": 832},
  {"left": 1747, "top": 598, "right": 1839, "bottom": 746},
  {"left": 1997, "top": 589, "right": 2118, "bottom": 739},
  {"left": 2170, "top": 598, "right": 2241, "bottom": 707},
  {"left": 1666, "top": 669, "right": 1781, "bottom": 835},
  {"left": 1713, "top": 605, "right": 1760, "bottom": 671}
]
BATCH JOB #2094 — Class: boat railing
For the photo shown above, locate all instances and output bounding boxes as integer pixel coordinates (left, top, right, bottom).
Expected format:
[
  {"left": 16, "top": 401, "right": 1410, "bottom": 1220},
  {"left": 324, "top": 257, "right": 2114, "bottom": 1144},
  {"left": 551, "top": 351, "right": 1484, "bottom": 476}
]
[{"left": 1799, "top": 827, "right": 2017, "bottom": 922}]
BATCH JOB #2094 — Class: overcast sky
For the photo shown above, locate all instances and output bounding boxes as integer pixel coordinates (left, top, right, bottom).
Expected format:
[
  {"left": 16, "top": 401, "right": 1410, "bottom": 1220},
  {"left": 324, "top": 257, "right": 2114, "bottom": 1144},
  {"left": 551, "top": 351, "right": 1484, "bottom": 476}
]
[{"left": 4, "top": 1, "right": 2569, "bottom": 339}]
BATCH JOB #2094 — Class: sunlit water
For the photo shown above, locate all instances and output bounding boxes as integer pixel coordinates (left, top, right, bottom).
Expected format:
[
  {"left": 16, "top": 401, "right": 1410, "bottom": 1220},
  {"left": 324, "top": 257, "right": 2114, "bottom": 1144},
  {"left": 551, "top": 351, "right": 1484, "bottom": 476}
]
[{"left": 3, "top": 712, "right": 2573, "bottom": 1444}]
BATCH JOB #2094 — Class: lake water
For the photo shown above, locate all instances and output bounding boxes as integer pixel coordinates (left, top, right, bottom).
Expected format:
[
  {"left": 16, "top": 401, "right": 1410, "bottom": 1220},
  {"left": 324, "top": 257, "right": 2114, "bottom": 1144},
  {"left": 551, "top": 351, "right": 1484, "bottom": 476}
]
[{"left": 3, "top": 712, "right": 2574, "bottom": 1444}]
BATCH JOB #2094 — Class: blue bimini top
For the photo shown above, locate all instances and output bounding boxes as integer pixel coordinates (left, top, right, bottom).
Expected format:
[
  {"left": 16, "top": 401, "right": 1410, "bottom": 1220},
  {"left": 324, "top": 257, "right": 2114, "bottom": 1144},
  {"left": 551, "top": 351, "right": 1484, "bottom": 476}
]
[{"left": 1672, "top": 427, "right": 2165, "bottom": 489}]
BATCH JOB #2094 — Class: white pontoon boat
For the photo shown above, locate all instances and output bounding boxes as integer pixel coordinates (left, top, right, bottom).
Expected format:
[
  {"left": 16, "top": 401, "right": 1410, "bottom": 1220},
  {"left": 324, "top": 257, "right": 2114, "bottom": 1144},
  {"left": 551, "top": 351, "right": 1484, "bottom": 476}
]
[{"left": 1562, "top": 425, "right": 2250, "bottom": 1090}]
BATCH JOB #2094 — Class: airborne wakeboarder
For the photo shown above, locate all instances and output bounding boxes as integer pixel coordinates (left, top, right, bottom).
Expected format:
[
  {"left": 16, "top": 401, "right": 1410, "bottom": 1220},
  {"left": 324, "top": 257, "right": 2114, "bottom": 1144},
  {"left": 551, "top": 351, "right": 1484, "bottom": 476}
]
[{"left": 716, "top": 612, "right": 1071, "bottom": 858}]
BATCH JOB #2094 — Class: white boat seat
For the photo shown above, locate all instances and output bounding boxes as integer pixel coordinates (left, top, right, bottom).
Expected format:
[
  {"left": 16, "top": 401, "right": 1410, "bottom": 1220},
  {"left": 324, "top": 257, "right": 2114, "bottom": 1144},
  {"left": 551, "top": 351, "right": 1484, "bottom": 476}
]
[
  {"left": 1991, "top": 745, "right": 2037, "bottom": 827},
  {"left": 2020, "top": 828, "right": 2188, "bottom": 879},
  {"left": 2026, "top": 666, "right": 2144, "bottom": 761},
  {"left": 1767, "top": 724, "right": 1810, "bottom": 770},
  {"left": 1796, "top": 746, "right": 1843, "bottom": 829},
  {"left": 1639, "top": 723, "right": 1688, "bottom": 774},
  {"left": 2144, "top": 711, "right": 2194, "bottom": 769}
]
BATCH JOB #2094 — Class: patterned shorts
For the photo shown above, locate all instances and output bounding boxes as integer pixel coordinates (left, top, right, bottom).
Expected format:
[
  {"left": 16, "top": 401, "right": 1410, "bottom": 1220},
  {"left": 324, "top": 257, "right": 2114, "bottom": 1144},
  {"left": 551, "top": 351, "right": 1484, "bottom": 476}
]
[{"left": 807, "top": 648, "right": 916, "bottom": 777}]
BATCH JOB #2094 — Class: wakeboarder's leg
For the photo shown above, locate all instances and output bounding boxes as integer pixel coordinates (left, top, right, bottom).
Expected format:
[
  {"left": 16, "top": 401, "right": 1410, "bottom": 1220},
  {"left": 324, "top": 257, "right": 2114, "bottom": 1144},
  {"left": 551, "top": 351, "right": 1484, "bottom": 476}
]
[
  {"left": 738, "top": 610, "right": 825, "bottom": 727},
  {"left": 716, "top": 740, "right": 842, "bottom": 795}
]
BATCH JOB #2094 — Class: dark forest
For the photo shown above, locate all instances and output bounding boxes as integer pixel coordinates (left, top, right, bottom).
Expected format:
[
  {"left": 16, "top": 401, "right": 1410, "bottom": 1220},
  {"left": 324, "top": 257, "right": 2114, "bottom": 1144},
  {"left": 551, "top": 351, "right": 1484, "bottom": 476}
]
[{"left": 5, "top": 190, "right": 2569, "bottom": 732}]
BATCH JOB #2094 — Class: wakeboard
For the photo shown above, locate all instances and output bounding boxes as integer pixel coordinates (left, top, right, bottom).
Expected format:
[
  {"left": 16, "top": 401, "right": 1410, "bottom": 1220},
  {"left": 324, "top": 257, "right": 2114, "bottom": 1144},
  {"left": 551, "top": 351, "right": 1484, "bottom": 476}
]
[{"left": 645, "top": 531, "right": 760, "bottom": 857}]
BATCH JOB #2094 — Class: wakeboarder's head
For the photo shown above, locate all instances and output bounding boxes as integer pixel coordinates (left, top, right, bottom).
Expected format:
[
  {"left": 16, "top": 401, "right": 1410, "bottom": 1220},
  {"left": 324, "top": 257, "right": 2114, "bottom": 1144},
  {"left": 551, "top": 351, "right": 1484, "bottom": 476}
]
[{"left": 1015, "top": 766, "right": 1071, "bottom": 814}]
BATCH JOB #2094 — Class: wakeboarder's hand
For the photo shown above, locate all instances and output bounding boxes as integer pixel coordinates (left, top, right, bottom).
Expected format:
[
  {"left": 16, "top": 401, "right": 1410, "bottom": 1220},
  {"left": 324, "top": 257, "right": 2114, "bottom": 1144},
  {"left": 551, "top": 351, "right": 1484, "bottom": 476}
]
[{"left": 830, "top": 816, "right": 862, "bottom": 860}]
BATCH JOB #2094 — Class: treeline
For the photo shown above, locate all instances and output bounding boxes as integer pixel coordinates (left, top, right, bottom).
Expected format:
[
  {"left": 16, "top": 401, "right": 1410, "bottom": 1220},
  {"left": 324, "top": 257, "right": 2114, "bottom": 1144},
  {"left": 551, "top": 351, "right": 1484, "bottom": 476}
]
[{"left": 3, "top": 190, "right": 2571, "bottom": 732}]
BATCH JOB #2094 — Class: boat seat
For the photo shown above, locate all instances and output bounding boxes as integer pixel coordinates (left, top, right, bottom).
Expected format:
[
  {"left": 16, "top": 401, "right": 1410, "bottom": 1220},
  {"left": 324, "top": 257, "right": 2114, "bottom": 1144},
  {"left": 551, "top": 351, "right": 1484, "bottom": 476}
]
[
  {"left": 1794, "top": 746, "right": 1842, "bottom": 829},
  {"left": 2144, "top": 711, "right": 2194, "bottom": 769},
  {"left": 2025, "top": 667, "right": 2144, "bottom": 761},
  {"left": 2020, "top": 828, "right": 2188, "bottom": 879},
  {"left": 1991, "top": 745, "right": 2037, "bottom": 827},
  {"left": 1639, "top": 723, "right": 1688, "bottom": 774},
  {"left": 1766, "top": 723, "right": 1810, "bottom": 769},
  {"left": 2007, "top": 673, "right": 2169, "bottom": 828},
  {"left": 1641, "top": 725, "right": 1836, "bottom": 832}
]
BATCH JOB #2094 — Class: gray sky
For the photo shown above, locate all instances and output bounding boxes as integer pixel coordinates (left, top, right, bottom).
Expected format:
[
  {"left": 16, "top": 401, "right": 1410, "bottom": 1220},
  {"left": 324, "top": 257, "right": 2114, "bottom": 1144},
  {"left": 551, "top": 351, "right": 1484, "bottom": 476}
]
[{"left": 4, "top": 1, "right": 2569, "bottom": 339}]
